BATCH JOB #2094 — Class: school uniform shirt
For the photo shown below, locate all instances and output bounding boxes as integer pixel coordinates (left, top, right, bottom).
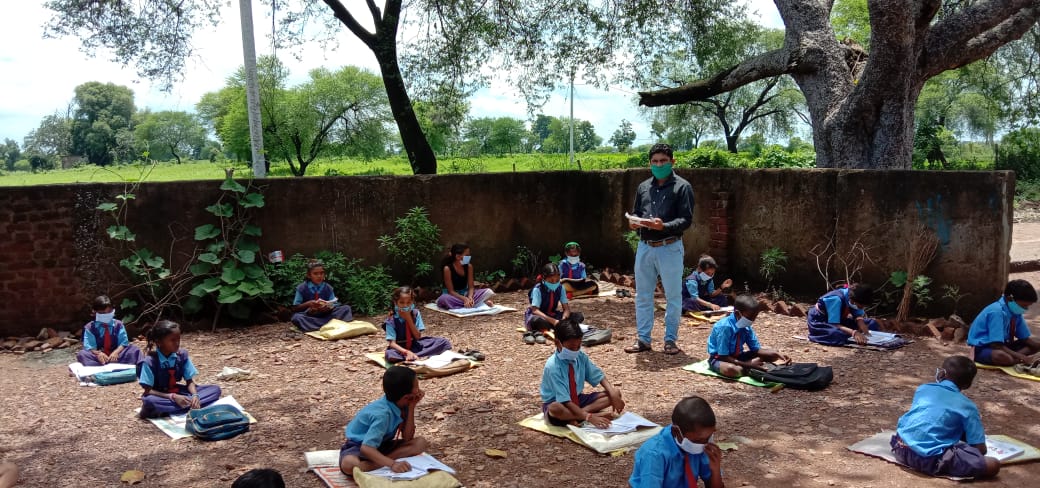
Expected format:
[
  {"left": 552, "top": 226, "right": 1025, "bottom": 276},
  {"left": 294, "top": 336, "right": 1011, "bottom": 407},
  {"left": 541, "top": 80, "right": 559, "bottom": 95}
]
[
  {"left": 344, "top": 395, "right": 404, "bottom": 448},
  {"left": 540, "top": 349, "right": 604, "bottom": 404},
  {"left": 896, "top": 379, "right": 986, "bottom": 457},
  {"left": 385, "top": 310, "right": 426, "bottom": 341},
  {"left": 138, "top": 349, "right": 198, "bottom": 387},
  {"left": 82, "top": 320, "right": 130, "bottom": 352},
  {"left": 531, "top": 285, "right": 568, "bottom": 309},
  {"left": 706, "top": 314, "right": 761, "bottom": 358},
  {"left": 967, "top": 298, "right": 1032, "bottom": 347},
  {"left": 293, "top": 281, "right": 339, "bottom": 305},
  {"left": 631, "top": 172, "right": 695, "bottom": 242},
  {"left": 559, "top": 260, "right": 588, "bottom": 280},
  {"left": 684, "top": 273, "right": 714, "bottom": 300},
  {"left": 629, "top": 426, "right": 713, "bottom": 488},
  {"left": 817, "top": 288, "right": 865, "bottom": 323}
]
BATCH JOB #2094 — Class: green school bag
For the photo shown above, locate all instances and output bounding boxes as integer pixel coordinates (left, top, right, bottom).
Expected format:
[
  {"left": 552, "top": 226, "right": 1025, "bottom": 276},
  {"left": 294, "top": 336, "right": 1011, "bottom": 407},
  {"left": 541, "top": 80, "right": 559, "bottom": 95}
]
[
  {"left": 185, "top": 404, "right": 250, "bottom": 441},
  {"left": 91, "top": 367, "right": 137, "bottom": 386}
]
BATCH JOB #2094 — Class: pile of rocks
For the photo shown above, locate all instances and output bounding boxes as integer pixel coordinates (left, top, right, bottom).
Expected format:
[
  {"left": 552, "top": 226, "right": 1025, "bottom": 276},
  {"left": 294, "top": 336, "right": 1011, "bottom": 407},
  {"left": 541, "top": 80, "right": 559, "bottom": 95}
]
[{"left": 1, "top": 328, "right": 80, "bottom": 354}]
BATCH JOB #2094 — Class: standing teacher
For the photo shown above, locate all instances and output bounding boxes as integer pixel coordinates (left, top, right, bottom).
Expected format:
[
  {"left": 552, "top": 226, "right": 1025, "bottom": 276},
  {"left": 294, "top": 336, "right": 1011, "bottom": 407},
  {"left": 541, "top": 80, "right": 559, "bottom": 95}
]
[{"left": 624, "top": 143, "right": 694, "bottom": 355}]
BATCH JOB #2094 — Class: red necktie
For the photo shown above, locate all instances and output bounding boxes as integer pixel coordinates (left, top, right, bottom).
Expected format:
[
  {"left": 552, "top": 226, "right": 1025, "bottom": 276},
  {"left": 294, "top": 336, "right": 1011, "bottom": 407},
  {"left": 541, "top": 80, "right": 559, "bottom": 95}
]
[
  {"left": 683, "top": 454, "right": 697, "bottom": 488},
  {"left": 102, "top": 325, "right": 112, "bottom": 354},
  {"left": 404, "top": 316, "right": 414, "bottom": 350},
  {"left": 568, "top": 364, "right": 579, "bottom": 404},
  {"left": 167, "top": 368, "right": 177, "bottom": 392}
]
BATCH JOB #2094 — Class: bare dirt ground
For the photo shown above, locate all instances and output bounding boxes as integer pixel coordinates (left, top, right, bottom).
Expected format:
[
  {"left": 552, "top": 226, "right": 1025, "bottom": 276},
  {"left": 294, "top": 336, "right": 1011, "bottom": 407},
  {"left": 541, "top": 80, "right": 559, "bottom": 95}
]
[{"left": 2, "top": 290, "right": 1039, "bottom": 488}]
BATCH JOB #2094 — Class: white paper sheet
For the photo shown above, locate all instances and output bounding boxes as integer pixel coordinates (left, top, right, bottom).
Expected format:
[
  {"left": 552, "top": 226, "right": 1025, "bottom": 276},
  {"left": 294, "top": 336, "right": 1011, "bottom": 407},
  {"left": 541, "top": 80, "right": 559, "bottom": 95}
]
[
  {"left": 411, "top": 351, "right": 470, "bottom": 369},
  {"left": 578, "top": 411, "right": 659, "bottom": 436},
  {"left": 847, "top": 330, "right": 901, "bottom": 346},
  {"left": 987, "top": 436, "right": 1025, "bottom": 461},
  {"left": 365, "top": 453, "right": 456, "bottom": 481},
  {"left": 624, "top": 212, "right": 654, "bottom": 227}
]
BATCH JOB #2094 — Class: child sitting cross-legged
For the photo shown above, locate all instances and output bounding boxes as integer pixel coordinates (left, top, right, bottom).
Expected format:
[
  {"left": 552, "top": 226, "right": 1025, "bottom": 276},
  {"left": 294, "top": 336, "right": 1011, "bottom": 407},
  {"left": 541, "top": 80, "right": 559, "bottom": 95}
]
[
  {"left": 629, "top": 395, "right": 724, "bottom": 488},
  {"left": 539, "top": 318, "right": 623, "bottom": 428},
  {"left": 682, "top": 255, "right": 732, "bottom": 313},
  {"left": 707, "top": 294, "right": 790, "bottom": 378},
  {"left": 339, "top": 366, "right": 429, "bottom": 476},
  {"left": 383, "top": 286, "right": 452, "bottom": 363},
  {"left": 523, "top": 263, "right": 585, "bottom": 345},
  {"left": 891, "top": 355, "right": 1000, "bottom": 479}
]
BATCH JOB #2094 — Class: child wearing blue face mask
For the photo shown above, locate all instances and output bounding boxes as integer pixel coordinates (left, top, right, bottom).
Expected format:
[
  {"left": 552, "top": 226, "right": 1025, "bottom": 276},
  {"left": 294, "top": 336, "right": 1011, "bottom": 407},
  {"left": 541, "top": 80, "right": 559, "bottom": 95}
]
[
  {"left": 806, "top": 282, "right": 880, "bottom": 346},
  {"left": 707, "top": 294, "right": 790, "bottom": 377},
  {"left": 75, "top": 295, "right": 143, "bottom": 367},
  {"left": 540, "top": 318, "right": 623, "bottom": 428},
  {"left": 524, "top": 263, "right": 585, "bottom": 345},
  {"left": 436, "top": 243, "right": 495, "bottom": 310},
  {"left": 968, "top": 279, "right": 1040, "bottom": 366},
  {"left": 682, "top": 255, "right": 732, "bottom": 313},
  {"left": 384, "top": 286, "right": 452, "bottom": 363},
  {"left": 629, "top": 395, "right": 723, "bottom": 488},
  {"left": 559, "top": 241, "right": 600, "bottom": 300}
]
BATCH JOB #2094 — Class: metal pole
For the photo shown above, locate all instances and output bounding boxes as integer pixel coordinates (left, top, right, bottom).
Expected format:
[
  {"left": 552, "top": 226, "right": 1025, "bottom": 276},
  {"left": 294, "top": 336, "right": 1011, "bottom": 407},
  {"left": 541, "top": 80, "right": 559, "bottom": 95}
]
[
  {"left": 240, "top": 0, "right": 266, "bottom": 178},
  {"left": 569, "top": 73, "right": 575, "bottom": 166}
]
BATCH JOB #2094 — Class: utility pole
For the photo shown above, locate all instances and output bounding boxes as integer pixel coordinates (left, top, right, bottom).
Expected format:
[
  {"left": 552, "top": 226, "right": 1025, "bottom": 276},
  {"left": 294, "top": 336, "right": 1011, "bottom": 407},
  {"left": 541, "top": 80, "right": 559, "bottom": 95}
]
[
  {"left": 568, "top": 72, "right": 575, "bottom": 166},
  {"left": 239, "top": 0, "right": 266, "bottom": 178}
]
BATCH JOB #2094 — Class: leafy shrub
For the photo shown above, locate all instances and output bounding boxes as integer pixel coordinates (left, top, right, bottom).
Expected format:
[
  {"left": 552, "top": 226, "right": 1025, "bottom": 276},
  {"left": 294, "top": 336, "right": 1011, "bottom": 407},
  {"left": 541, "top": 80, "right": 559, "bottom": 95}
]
[
  {"left": 996, "top": 128, "right": 1040, "bottom": 180},
  {"left": 265, "top": 251, "right": 395, "bottom": 316},
  {"left": 682, "top": 148, "right": 733, "bottom": 168},
  {"left": 444, "top": 159, "right": 487, "bottom": 174},
  {"left": 343, "top": 264, "right": 396, "bottom": 316},
  {"left": 759, "top": 247, "right": 788, "bottom": 287},
  {"left": 379, "top": 207, "right": 441, "bottom": 282},
  {"left": 510, "top": 245, "right": 541, "bottom": 278},
  {"left": 623, "top": 230, "right": 640, "bottom": 253},
  {"left": 752, "top": 146, "right": 816, "bottom": 168}
]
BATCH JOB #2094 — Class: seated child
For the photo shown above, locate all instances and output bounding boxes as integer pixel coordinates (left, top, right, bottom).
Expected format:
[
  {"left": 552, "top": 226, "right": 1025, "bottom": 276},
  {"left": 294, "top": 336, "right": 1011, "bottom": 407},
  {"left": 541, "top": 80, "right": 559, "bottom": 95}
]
[
  {"left": 340, "top": 366, "right": 429, "bottom": 476},
  {"left": 291, "top": 260, "right": 354, "bottom": 332},
  {"left": 707, "top": 294, "right": 791, "bottom": 377},
  {"left": 629, "top": 395, "right": 724, "bottom": 488},
  {"left": 384, "top": 286, "right": 452, "bottom": 363},
  {"left": 524, "top": 263, "right": 585, "bottom": 345},
  {"left": 540, "top": 319, "right": 623, "bottom": 427},
  {"left": 75, "top": 294, "right": 143, "bottom": 367},
  {"left": 559, "top": 241, "right": 599, "bottom": 299},
  {"left": 968, "top": 279, "right": 1040, "bottom": 366},
  {"left": 436, "top": 243, "right": 495, "bottom": 310},
  {"left": 682, "top": 255, "right": 733, "bottom": 312},
  {"left": 232, "top": 468, "right": 285, "bottom": 488},
  {"left": 137, "top": 320, "right": 222, "bottom": 418},
  {"left": 891, "top": 355, "right": 1000, "bottom": 479},
  {"left": 806, "top": 283, "right": 879, "bottom": 346}
]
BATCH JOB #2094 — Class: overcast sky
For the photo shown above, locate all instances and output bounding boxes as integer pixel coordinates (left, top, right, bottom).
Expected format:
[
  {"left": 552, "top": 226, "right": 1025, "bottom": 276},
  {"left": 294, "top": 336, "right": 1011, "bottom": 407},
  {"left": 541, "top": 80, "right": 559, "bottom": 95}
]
[{"left": 0, "top": 1, "right": 783, "bottom": 147}]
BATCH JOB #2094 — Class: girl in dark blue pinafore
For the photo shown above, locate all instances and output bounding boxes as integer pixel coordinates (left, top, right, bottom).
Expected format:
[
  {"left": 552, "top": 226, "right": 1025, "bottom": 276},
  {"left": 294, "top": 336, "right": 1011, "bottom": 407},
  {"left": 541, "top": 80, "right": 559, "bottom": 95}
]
[
  {"left": 806, "top": 283, "right": 880, "bottom": 346},
  {"left": 681, "top": 255, "right": 732, "bottom": 312},
  {"left": 384, "top": 286, "right": 452, "bottom": 363},
  {"left": 291, "top": 261, "right": 354, "bottom": 332},
  {"left": 75, "top": 294, "right": 143, "bottom": 367},
  {"left": 523, "top": 263, "right": 585, "bottom": 345},
  {"left": 137, "top": 321, "right": 221, "bottom": 418}
]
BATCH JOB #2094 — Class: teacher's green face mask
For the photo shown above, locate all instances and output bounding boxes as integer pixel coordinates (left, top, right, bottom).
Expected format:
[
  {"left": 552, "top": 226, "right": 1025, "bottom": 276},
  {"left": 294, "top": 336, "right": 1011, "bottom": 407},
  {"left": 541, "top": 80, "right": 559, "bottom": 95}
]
[{"left": 650, "top": 163, "right": 673, "bottom": 179}]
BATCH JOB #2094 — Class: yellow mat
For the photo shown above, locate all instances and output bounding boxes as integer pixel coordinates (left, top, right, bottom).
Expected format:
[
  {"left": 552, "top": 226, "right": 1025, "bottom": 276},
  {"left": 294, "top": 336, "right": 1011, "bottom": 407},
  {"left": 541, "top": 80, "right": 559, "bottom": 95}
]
[
  {"left": 363, "top": 353, "right": 481, "bottom": 377},
  {"left": 976, "top": 362, "right": 1040, "bottom": 382},
  {"left": 519, "top": 413, "right": 633, "bottom": 455},
  {"left": 303, "top": 319, "right": 379, "bottom": 341}
]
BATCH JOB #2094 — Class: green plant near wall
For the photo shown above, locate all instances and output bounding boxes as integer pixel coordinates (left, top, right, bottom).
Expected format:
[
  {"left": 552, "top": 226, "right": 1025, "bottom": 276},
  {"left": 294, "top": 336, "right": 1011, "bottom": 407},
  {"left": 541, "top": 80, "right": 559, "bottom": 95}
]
[
  {"left": 759, "top": 247, "right": 788, "bottom": 288},
  {"left": 186, "top": 176, "right": 274, "bottom": 327},
  {"left": 378, "top": 207, "right": 441, "bottom": 283},
  {"left": 887, "top": 270, "right": 933, "bottom": 315},
  {"left": 623, "top": 230, "right": 640, "bottom": 253},
  {"left": 266, "top": 251, "right": 397, "bottom": 316},
  {"left": 510, "top": 245, "right": 541, "bottom": 278}
]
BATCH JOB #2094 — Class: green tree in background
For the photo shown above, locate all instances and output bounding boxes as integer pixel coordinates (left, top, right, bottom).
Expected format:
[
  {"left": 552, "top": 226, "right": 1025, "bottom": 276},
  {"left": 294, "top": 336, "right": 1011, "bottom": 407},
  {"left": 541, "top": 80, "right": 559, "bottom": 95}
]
[
  {"left": 71, "top": 82, "right": 135, "bottom": 166},
  {"left": 1, "top": 139, "right": 20, "bottom": 171},
  {"left": 23, "top": 109, "right": 73, "bottom": 170},
  {"left": 609, "top": 119, "right": 637, "bottom": 151},
  {"left": 134, "top": 110, "right": 207, "bottom": 163}
]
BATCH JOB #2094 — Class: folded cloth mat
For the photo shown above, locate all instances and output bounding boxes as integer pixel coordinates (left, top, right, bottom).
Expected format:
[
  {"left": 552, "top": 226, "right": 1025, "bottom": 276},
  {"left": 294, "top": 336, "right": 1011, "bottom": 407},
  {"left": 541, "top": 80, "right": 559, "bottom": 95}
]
[{"left": 682, "top": 359, "right": 783, "bottom": 390}]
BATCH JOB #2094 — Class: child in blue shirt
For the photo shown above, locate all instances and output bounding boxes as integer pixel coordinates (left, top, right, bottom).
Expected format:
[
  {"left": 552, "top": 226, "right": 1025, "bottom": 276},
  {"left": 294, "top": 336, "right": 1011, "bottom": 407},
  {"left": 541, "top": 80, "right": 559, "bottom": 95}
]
[
  {"left": 891, "top": 355, "right": 1000, "bottom": 479},
  {"left": 340, "top": 366, "right": 429, "bottom": 476},
  {"left": 291, "top": 261, "right": 354, "bottom": 332},
  {"left": 137, "top": 320, "right": 221, "bottom": 418},
  {"left": 806, "top": 283, "right": 879, "bottom": 346},
  {"left": 384, "top": 286, "right": 452, "bottom": 363},
  {"left": 559, "top": 241, "right": 599, "bottom": 299},
  {"left": 75, "top": 295, "right": 142, "bottom": 367},
  {"left": 524, "top": 263, "right": 585, "bottom": 345},
  {"left": 707, "top": 294, "right": 790, "bottom": 377},
  {"left": 540, "top": 318, "right": 622, "bottom": 427},
  {"left": 682, "top": 255, "right": 732, "bottom": 312},
  {"left": 967, "top": 279, "right": 1040, "bottom": 366},
  {"left": 629, "top": 395, "right": 723, "bottom": 488}
]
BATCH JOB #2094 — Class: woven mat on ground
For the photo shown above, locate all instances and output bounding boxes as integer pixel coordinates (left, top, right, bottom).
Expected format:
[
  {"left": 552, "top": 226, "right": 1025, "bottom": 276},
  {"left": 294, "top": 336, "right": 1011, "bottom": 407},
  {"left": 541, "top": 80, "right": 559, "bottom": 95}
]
[
  {"left": 137, "top": 395, "right": 256, "bottom": 440},
  {"left": 303, "top": 320, "right": 379, "bottom": 341},
  {"left": 68, "top": 362, "right": 136, "bottom": 386},
  {"left": 305, "top": 451, "right": 463, "bottom": 488},
  {"left": 792, "top": 335, "right": 911, "bottom": 352},
  {"left": 517, "top": 412, "right": 660, "bottom": 455},
  {"left": 976, "top": 362, "right": 1040, "bottom": 382},
  {"left": 422, "top": 303, "right": 517, "bottom": 318},
  {"left": 363, "top": 352, "right": 481, "bottom": 378},
  {"left": 847, "top": 431, "right": 1040, "bottom": 480},
  {"left": 682, "top": 359, "right": 783, "bottom": 390}
]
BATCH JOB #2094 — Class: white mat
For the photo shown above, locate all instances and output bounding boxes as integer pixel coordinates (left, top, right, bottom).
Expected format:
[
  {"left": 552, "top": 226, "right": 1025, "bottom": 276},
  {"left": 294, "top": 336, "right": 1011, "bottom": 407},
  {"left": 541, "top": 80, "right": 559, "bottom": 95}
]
[
  {"left": 137, "top": 395, "right": 256, "bottom": 440},
  {"left": 68, "top": 361, "right": 136, "bottom": 387},
  {"left": 423, "top": 303, "right": 517, "bottom": 317}
]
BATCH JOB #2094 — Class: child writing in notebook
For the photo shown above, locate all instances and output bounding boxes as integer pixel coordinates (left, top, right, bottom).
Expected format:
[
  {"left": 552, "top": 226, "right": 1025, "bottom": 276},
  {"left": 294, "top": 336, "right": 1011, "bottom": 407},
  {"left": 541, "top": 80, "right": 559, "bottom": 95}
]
[
  {"left": 291, "top": 260, "right": 354, "bottom": 332},
  {"left": 806, "top": 282, "right": 880, "bottom": 346},
  {"left": 629, "top": 395, "right": 724, "bottom": 488},
  {"left": 967, "top": 279, "right": 1040, "bottom": 366},
  {"left": 707, "top": 294, "right": 791, "bottom": 378},
  {"left": 137, "top": 320, "right": 222, "bottom": 418},
  {"left": 559, "top": 241, "right": 599, "bottom": 299},
  {"left": 75, "top": 294, "right": 143, "bottom": 367},
  {"left": 384, "top": 286, "right": 452, "bottom": 363},
  {"left": 682, "top": 255, "right": 732, "bottom": 313},
  {"left": 340, "top": 366, "right": 429, "bottom": 476},
  {"left": 891, "top": 355, "right": 1000, "bottom": 479},
  {"left": 540, "top": 318, "right": 623, "bottom": 427},
  {"left": 523, "top": 263, "right": 585, "bottom": 345}
]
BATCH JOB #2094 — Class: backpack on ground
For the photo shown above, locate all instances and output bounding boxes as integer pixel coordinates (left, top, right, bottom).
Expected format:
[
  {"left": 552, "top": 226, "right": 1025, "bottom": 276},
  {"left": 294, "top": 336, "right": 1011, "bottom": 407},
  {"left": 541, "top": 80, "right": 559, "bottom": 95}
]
[
  {"left": 581, "top": 327, "right": 613, "bottom": 347},
  {"left": 91, "top": 367, "right": 137, "bottom": 386},
  {"left": 185, "top": 403, "right": 250, "bottom": 441},
  {"left": 748, "top": 362, "right": 833, "bottom": 391}
]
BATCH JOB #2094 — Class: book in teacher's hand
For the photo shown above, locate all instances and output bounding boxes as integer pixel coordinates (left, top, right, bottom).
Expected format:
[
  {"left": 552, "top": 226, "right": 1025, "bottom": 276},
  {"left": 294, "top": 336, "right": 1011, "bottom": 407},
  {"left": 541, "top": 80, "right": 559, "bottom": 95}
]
[{"left": 986, "top": 437, "right": 1024, "bottom": 462}]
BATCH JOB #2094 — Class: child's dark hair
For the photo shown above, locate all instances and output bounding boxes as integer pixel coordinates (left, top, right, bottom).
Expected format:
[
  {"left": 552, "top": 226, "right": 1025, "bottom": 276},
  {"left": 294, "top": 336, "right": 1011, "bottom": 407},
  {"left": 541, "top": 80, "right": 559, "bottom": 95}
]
[
  {"left": 383, "top": 366, "right": 417, "bottom": 403},
  {"left": 232, "top": 468, "right": 285, "bottom": 488},
  {"left": 733, "top": 294, "right": 758, "bottom": 313},
  {"left": 541, "top": 263, "right": 560, "bottom": 279},
  {"left": 146, "top": 320, "right": 180, "bottom": 354},
  {"left": 1004, "top": 279, "right": 1038, "bottom": 302},
  {"left": 649, "top": 143, "right": 674, "bottom": 159},
  {"left": 92, "top": 295, "right": 113, "bottom": 311},
  {"left": 391, "top": 286, "right": 414, "bottom": 310},
  {"left": 306, "top": 260, "right": 324, "bottom": 272},
  {"left": 553, "top": 317, "right": 584, "bottom": 343},
  {"left": 697, "top": 255, "right": 717, "bottom": 271},
  {"left": 441, "top": 243, "right": 469, "bottom": 267},
  {"left": 941, "top": 355, "right": 977, "bottom": 390},
  {"left": 672, "top": 395, "right": 716, "bottom": 432},
  {"left": 849, "top": 283, "right": 874, "bottom": 305}
]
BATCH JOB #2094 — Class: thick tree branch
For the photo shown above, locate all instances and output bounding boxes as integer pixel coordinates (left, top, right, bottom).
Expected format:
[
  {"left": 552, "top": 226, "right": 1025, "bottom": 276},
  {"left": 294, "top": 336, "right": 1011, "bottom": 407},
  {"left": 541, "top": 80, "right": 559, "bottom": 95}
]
[
  {"left": 365, "top": 0, "right": 382, "bottom": 24},
  {"left": 925, "top": 0, "right": 1036, "bottom": 58},
  {"left": 639, "top": 49, "right": 793, "bottom": 106},
  {"left": 322, "top": 0, "right": 376, "bottom": 47},
  {"left": 922, "top": 5, "right": 1040, "bottom": 78}
]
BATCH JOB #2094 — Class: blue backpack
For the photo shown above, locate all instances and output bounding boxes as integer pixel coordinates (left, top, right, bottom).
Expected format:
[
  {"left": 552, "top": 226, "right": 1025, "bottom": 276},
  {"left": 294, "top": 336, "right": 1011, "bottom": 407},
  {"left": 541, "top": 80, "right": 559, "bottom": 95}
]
[{"left": 185, "top": 404, "right": 250, "bottom": 441}]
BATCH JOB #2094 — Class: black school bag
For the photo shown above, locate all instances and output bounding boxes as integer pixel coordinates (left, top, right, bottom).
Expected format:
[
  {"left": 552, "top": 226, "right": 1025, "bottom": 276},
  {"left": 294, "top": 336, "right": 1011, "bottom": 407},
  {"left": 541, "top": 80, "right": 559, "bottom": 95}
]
[{"left": 748, "top": 363, "right": 833, "bottom": 391}]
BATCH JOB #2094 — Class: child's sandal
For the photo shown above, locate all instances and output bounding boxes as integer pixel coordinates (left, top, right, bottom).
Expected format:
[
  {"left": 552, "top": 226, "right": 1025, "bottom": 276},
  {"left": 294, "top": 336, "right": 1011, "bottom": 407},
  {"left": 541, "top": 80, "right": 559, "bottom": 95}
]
[{"left": 523, "top": 332, "right": 535, "bottom": 345}]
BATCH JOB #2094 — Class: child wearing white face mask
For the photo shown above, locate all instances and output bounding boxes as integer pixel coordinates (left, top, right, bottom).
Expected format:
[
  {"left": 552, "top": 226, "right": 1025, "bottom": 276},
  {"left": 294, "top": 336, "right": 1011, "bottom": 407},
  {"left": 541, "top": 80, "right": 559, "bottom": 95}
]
[
  {"left": 558, "top": 241, "right": 600, "bottom": 299},
  {"left": 384, "top": 286, "right": 452, "bottom": 363},
  {"left": 75, "top": 295, "right": 143, "bottom": 367},
  {"left": 707, "top": 294, "right": 790, "bottom": 378},
  {"left": 629, "top": 395, "right": 724, "bottom": 488},
  {"left": 539, "top": 318, "right": 623, "bottom": 427},
  {"left": 523, "top": 263, "right": 585, "bottom": 345},
  {"left": 682, "top": 255, "right": 733, "bottom": 312}
]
